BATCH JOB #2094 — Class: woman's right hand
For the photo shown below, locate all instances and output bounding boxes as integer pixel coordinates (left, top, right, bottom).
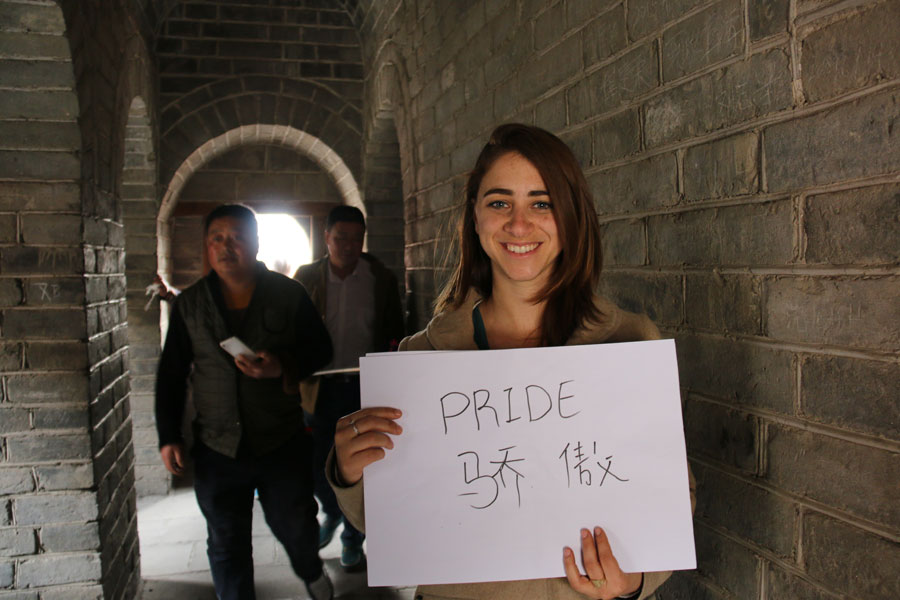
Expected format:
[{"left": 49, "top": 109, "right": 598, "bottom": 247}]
[{"left": 335, "top": 407, "right": 403, "bottom": 485}]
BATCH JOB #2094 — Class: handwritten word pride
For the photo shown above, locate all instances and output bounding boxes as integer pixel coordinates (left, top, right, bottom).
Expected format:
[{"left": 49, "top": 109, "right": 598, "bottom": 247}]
[{"left": 438, "top": 380, "right": 580, "bottom": 435}]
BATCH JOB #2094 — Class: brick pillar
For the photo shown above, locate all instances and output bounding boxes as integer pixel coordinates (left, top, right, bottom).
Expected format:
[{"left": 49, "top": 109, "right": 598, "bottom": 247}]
[{"left": 0, "top": 1, "right": 104, "bottom": 596}]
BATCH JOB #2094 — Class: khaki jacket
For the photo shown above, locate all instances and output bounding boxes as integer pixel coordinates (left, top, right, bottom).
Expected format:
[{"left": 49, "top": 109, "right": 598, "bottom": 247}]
[{"left": 327, "top": 292, "right": 696, "bottom": 600}]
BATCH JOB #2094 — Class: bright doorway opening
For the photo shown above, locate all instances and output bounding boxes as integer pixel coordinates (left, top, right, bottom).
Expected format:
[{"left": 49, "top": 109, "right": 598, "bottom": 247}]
[{"left": 256, "top": 213, "right": 313, "bottom": 277}]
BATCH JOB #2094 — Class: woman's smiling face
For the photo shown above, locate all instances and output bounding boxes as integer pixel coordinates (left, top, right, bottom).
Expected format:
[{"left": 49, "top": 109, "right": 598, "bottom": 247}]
[{"left": 474, "top": 152, "right": 560, "bottom": 290}]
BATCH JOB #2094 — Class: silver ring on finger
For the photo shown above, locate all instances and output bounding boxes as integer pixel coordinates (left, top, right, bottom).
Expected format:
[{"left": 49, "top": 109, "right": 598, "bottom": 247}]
[{"left": 349, "top": 419, "right": 360, "bottom": 436}]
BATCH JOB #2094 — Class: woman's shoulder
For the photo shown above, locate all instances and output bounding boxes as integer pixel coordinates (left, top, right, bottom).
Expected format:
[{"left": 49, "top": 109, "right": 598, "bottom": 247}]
[
  {"left": 572, "top": 295, "right": 661, "bottom": 344},
  {"left": 399, "top": 291, "right": 481, "bottom": 352}
]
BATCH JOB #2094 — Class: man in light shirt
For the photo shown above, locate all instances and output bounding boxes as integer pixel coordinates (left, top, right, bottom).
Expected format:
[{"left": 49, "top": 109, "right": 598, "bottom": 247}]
[{"left": 295, "top": 205, "right": 405, "bottom": 571}]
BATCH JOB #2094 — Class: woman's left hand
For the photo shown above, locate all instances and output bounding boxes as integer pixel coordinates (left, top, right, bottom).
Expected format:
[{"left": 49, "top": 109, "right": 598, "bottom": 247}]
[{"left": 563, "top": 527, "right": 642, "bottom": 599}]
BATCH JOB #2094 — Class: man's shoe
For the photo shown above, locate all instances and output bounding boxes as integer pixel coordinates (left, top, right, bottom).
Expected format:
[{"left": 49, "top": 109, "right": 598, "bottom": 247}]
[
  {"left": 318, "top": 515, "right": 340, "bottom": 549},
  {"left": 305, "top": 569, "right": 333, "bottom": 600},
  {"left": 340, "top": 542, "right": 366, "bottom": 572}
]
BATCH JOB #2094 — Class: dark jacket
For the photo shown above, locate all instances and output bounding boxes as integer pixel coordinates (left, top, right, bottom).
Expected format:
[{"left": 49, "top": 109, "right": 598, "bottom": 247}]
[
  {"left": 294, "top": 253, "right": 405, "bottom": 413},
  {"left": 155, "top": 262, "right": 332, "bottom": 458}
]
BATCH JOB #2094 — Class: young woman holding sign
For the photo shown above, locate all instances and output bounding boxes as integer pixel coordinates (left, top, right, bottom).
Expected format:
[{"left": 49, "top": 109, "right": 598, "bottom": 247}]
[{"left": 328, "top": 124, "right": 695, "bottom": 600}]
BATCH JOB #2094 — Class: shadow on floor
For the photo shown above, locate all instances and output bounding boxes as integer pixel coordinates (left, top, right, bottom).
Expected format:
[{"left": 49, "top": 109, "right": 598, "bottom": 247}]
[{"left": 137, "top": 489, "right": 415, "bottom": 599}]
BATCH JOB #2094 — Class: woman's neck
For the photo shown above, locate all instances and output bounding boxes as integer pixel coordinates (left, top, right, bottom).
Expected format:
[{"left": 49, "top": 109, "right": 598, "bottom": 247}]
[{"left": 479, "top": 280, "right": 546, "bottom": 349}]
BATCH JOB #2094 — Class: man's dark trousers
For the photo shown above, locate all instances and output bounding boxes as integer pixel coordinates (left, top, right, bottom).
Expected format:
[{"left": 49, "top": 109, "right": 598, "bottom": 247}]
[
  {"left": 304, "top": 375, "right": 365, "bottom": 546},
  {"left": 193, "top": 433, "right": 322, "bottom": 600}
]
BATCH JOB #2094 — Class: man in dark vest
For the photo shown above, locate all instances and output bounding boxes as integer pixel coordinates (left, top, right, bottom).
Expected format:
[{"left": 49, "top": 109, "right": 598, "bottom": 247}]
[
  {"left": 295, "top": 205, "right": 404, "bottom": 572},
  {"left": 155, "top": 204, "right": 334, "bottom": 600}
]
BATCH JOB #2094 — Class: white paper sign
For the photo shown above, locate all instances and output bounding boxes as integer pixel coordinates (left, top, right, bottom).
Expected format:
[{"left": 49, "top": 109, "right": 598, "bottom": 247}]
[{"left": 359, "top": 339, "right": 695, "bottom": 587}]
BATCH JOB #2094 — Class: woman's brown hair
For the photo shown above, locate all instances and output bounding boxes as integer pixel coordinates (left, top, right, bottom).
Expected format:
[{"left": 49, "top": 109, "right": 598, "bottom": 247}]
[{"left": 435, "top": 123, "right": 604, "bottom": 346}]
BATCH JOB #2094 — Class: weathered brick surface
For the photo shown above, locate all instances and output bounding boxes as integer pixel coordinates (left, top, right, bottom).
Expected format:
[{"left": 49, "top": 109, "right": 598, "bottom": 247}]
[
  {"left": 0, "top": 529, "right": 36, "bottom": 557},
  {"left": 569, "top": 42, "right": 658, "bottom": 123},
  {"left": 694, "top": 523, "right": 761, "bottom": 599},
  {"left": 675, "top": 334, "right": 794, "bottom": 413},
  {"left": 803, "top": 183, "right": 900, "bottom": 265},
  {"left": 600, "top": 271, "right": 683, "bottom": 327},
  {"left": 765, "top": 90, "right": 900, "bottom": 192},
  {"left": 749, "top": 0, "right": 790, "bottom": 40},
  {"left": 766, "top": 564, "right": 842, "bottom": 600},
  {"left": 802, "top": 512, "right": 900, "bottom": 598},
  {"left": 645, "top": 48, "right": 793, "bottom": 148},
  {"left": 802, "top": 2, "right": 900, "bottom": 103},
  {"left": 767, "top": 425, "right": 898, "bottom": 527},
  {"left": 591, "top": 152, "right": 678, "bottom": 215},
  {"left": 626, "top": 0, "right": 706, "bottom": 40},
  {"left": 684, "top": 395, "right": 758, "bottom": 472},
  {"left": 599, "top": 219, "right": 645, "bottom": 267},
  {"left": 693, "top": 463, "right": 795, "bottom": 557},
  {"left": 765, "top": 276, "right": 900, "bottom": 351},
  {"left": 685, "top": 273, "right": 762, "bottom": 335},
  {"left": 15, "top": 553, "right": 101, "bottom": 587},
  {"left": 662, "top": 0, "right": 743, "bottom": 81},
  {"left": 648, "top": 200, "right": 794, "bottom": 267},
  {"left": 800, "top": 354, "right": 899, "bottom": 439},
  {"left": 684, "top": 132, "right": 759, "bottom": 201}
]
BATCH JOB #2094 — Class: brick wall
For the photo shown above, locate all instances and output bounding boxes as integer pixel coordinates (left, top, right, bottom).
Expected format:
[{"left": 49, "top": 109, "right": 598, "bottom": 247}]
[
  {"left": 0, "top": 1, "right": 105, "bottom": 597},
  {"left": 351, "top": 1, "right": 899, "bottom": 598}
]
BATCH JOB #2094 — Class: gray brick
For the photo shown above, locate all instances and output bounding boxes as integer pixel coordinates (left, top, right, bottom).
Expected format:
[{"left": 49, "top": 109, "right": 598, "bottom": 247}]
[
  {"left": 33, "top": 463, "right": 93, "bottom": 491},
  {"left": 804, "top": 184, "right": 900, "bottom": 265},
  {"left": 0, "top": 213, "right": 14, "bottom": 243},
  {"left": 0, "top": 150, "right": 79, "bottom": 180},
  {"left": 599, "top": 271, "right": 682, "bottom": 327},
  {"left": 0, "top": 182, "right": 79, "bottom": 212},
  {"left": 648, "top": 200, "right": 793, "bottom": 267},
  {"left": 807, "top": 512, "right": 900, "bottom": 598},
  {"left": 767, "top": 425, "right": 899, "bottom": 528},
  {"left": 645, "top": 48, "right": 792, "bottom": 148},
  {"left": 627, "top": 0, "right": 706, "bottom": 40},
  {"left": 0, "top": 246, "right": 83, "bottom": 275},
  {"left": 0, "top": 528, "right": 35, "bottom": 556},
  {"left": 675, "top": 333, "right": 794, "bottom": 413},
  {"left": 25, "top": 277, "right": 85, "bottom": 306},
  {"left": 0, "top": 407, "right": 29, "bottom": 434},
  {"left": 581, "top": 4, "right": 626, "bottom": 66},
  {"left": 599, "top": 218, "right": 645, "bottom": 267},
  {"left": 0, "top": 59, "right": 74, "bottom": 88},
  {"left": 684, "top": 132, "right": 759, "bottom": 201},
  {"left": 749, "top": 0, "right": 789, "bottom": 41},
  {"left": 694, "top": 463, "right": 795, "bottom": 557},
  {"left": 32, "top": 406, "right": 89, "bottom": 430},
  {"left": 0, "top": 341, "right": 20, "bottom": 370},
  {"left": 694, "top": 523, "right": 761, "bottom": 599},
  {"left": 15, "top": 553, "right": 101, "bottom": 587},
  {"left": 6, "top": 434, "right": 91, "bottom": 463},
  {"left": 0, "top": 560, "right": 13, "bottom": 588},
  {"left": 765, "top": 276, "right": 899, "bottom": 351},
  {"left": 654, "top": 573, "right": 726, "bottom": 600},
  {"left": 14, "top": 492, "right": 97, "bottom": 525},
  {"left": 685, "top": 395, "right": 758, "bottom": 472},
  {"left": 1, "top": 307, "right": 86, "bottom": 339},
  {"left": 6, "top": 373, "right": 88, "bottom": 403},
  {"left": 533, "top": 0, "right": 565, "bottom": 52},
  {"left": 765, "top": 89, "right": 900, "bottom": 192},
  {"left": 592, "top": 108, "right": 640, "bottom": 165},
  {"left": 38, "top": 585, "right": 103, "bottom": 600},
  {"left": 591, "top": 152, "right": 678, "bottom": 214},
  {"left": 24, "top": 341, "right": 88, "bottom": 370},
  {"left": 0, "top": 467, "right": 33, "bottom": 494},
  {"left": 40, "top": 522, "right": 100, "bottom": 552},
  {"left": 766, "top": 563, "right": 841, "bottom": 600},
  {"left": 569, "top": 41, "right": 657, "bottom": 122},
  {"left": 662, "top": 0, "right": 743, "bottom": 81},
  {"left": 0, "top": 278, "right": 23, "bottom": 307},
  {"left": 0, "top": 2, "right": 65, "bottom": 33},
  {"left": 801, "top": 354, "right": 899, "bottom": 440},
  {"left": 0, "top": 32, "right": 71, "bottom": 59},
  {"left": 802, "top": 2, "right": 900, "bottom": 103},
  {"left": 685, "top": 273, "right": 762, "bottom": 335}
]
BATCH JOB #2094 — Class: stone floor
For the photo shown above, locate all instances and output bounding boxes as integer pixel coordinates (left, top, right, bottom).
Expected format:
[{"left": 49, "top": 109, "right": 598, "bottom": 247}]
[{"left": 137, "top": 488, "right": 416, "bottom": 600}]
